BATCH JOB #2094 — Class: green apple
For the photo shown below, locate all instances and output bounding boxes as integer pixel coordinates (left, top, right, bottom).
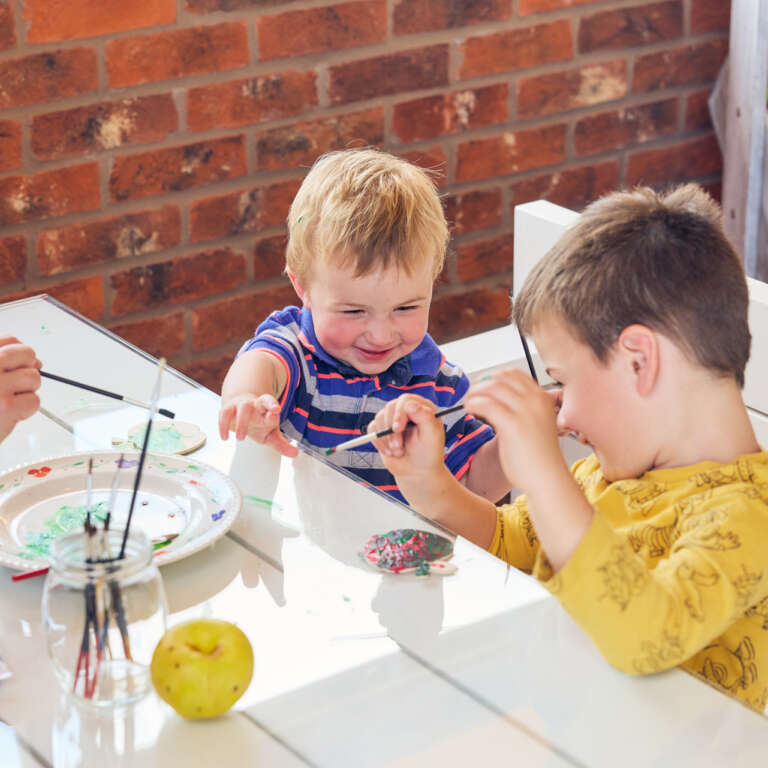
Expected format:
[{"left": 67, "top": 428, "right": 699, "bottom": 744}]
[{"left": 151, "top": 619, "right": 254, "bottom": 719}]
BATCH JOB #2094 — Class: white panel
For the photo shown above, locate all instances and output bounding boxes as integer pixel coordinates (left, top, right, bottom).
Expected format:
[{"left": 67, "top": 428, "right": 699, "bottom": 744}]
[
  {"left": 513, "top": 200, "right": 579, "bottom": 295},
  {"left": 743, "top": 277, "right": 768, "bottom": 415}
]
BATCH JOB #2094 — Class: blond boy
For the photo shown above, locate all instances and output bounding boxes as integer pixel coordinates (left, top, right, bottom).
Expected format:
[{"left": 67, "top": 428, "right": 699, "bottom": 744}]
[
  {"left": 371, "top": 184, "right": 768, "bottom": 711},
  {"left": 219, "top": 149, "right": 509, "bottom": 505}
]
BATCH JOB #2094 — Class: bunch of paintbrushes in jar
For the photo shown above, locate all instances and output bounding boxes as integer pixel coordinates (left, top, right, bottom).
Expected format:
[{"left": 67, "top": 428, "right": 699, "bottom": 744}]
[{"left": 45, "top": 359, "right": 169, "bottom": 705}]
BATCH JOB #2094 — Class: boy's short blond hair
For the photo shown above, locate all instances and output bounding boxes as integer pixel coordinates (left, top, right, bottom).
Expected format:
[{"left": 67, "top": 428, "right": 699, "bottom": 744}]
[
  {"left": 515, "top": 184, "right": 751, "bottom": 387},
  {"left": 286, "top": 148, "right": 448, "bottom": 283}
]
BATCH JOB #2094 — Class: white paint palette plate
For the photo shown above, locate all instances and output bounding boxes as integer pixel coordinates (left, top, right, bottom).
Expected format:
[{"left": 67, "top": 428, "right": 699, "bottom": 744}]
[{"left": 0, "top": 451, "right": 241, "bottom": 571}]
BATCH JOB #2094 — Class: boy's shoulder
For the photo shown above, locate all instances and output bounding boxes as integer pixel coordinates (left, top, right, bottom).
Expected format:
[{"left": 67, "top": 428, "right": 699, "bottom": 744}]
[{"left": 255, "top": 305, "right": 302, "bottom": 336}]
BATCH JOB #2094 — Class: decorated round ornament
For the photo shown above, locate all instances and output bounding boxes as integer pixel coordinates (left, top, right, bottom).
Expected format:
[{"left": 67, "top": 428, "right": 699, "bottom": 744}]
[
  {"left": 112, "top": 421, "right": 206, "bottom": 455},
  {"left": 361, "top": 529, "right": 456, "bottom": 576}
]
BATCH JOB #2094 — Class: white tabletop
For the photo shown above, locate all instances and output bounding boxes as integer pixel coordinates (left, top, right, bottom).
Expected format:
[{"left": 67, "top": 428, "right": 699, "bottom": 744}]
[{"left": 1, "top": 295, "right": 767, "bottom": 768}]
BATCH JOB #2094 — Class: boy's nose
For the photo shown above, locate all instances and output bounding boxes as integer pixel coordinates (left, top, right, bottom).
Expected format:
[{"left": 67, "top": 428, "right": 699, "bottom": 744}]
[{"left": 365, "top": 318, "right": 396, "bottom": 346}]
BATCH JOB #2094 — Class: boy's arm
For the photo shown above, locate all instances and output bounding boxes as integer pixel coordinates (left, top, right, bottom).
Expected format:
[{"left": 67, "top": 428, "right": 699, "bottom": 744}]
[
  {"left": 369, "top": 397, "right": 498, "bottom": 547},
  {"left": 219, "top": 349, "right": 298, "bottom": 457},
  {"left": 464, "top": 370, "right": 593, "bottom": 571}
]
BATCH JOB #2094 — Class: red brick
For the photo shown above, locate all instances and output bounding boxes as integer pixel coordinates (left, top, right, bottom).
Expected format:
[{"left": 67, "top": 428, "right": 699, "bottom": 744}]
[
  {"left": 106, "top": 22, "right": 248, "bottom": 88},
  {"left": 254, "top": 108, "right": 384, "bottom": 171},
  {"left": 2, "top": 276, "right": 104, "bottom": 320},
  {"left": 0, "top": 121, "right": 21, "bottom": 172},
  {"left": 456, "top": 124, "right": 566, "bottom": 182},
  {"left": 109, "top": 137, "right": 247, "bottom": 203},
  {"left": 690, "top": 0, "right": 731, "bottom": 33},
  {"left": 509, "top": 161, "right": 619, "bottom": 211},
  {"left": 329, "top": 45, "right": 448, "bottom": 105},
  {"left": 192, "top": 283, "right": 297, "bottom": 350},
  {"left": 626, "top": 134, "right": 722, "bottom": 187},
  {"left": 258, "top": 1, "right": 385, "bottom": 61},
  {"left": 519, "top": 0, "right": 602, "bottom": 13},
  {"left": 0, "top": 49, "right": 97, "bottom": 110},
  {"left": 180, "top": 353, "right": 233, "bottom": 394},
  {"left": 0, "top": 237, "right": 25, "bottom": 285},
  {"left": 429, "top": 286, "right": 510, "bottom": 342},
  {"left": 443, "top": 188, "right": 502, "bottom": 236},
  {"left": 457, "top": 234, "right": 515, "bottom": 282},
  {"left": 393, "top": 84, "right": 508, "bottom": 143},
  {"left": 187, "top": 0, "right": 294, "bottom": 12},
  {"left": 574, "top": 98, "right": 677, "bottom": 156},
  {"left": 190, "top": 180, "right": 300, "bottom": 243},
  {"left": 110, "top": 312, "right": 185, "bottom": 358},
  {"left": 460, "top": 19, "right": 572, "bottom": 79},
  {"left": 0, "top": 164, "right": 100, "bottom": 226},
  {"left": 701, "top": 180, "right": 721, "bottom": 203},
  {"left": 31, "top": 94, "right": 178, "bottom": 161},
  {"left": 37, "top": 205, "right": 181, "bottom": 275},
  {"left": 578, "top": 1, "right": 682, "bottom": 53},
  {"left": 633, "top": 39, "right": 727, "bottom": 93},
  {"left": 24, "top": 0, "right": 175, "bottom": 43},
  {"left": 253, "top": 234, "right": 288, "bottom": 281},
  {"left": 0, "top": 1, "right": 15, "bottom": 50},
  {"left": 399, "top": 146, "right": 448, "bottom": 188},
  {"left": 685, "top": 89, "right": 713, "bottom": 132},
  {"left": 518, "top": 60, "right": 627, "bottom": 119},
  {"left": 111, "top": 248, "right": 247, "bottom": 317},
  {"left": 187, "top": 72, "right": 318, "bottom": 132},
  {"left": 394, "top": 0, "right": 512, "bottom": 34}
]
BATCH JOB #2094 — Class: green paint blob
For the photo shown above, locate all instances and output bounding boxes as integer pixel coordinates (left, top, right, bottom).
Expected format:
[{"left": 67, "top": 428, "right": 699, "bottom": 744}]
[
  {"left": 132, "top": 425, "right": 184, "bottom": 453},
  {"left": 21, "top": 501, "right": 109, "bottom": 559}
]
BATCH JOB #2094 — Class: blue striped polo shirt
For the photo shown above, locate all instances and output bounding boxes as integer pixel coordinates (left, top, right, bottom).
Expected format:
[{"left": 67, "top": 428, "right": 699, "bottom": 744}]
[{"left": 238, "top": 306, "right": 495, "bottom": 505}]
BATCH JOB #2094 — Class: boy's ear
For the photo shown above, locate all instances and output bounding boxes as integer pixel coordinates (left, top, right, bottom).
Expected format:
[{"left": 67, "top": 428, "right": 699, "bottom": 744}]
[
  {"left": 287, "top": 270, "right": 309, "bottom": 308},
  {"left": 617, "top": 324, "right": 659, "bottom": 396}
]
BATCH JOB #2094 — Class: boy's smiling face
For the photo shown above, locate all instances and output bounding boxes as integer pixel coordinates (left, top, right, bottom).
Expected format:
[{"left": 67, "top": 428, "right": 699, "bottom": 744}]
[
  {"left": 533, "top": 313, "right": 652, "bottom": 482},
  {"left": 292, "top": 258, "right": 434, "bottom": 375}
]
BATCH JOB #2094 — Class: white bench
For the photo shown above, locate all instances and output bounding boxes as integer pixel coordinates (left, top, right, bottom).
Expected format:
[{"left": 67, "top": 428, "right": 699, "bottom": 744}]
[{"left": 442, "top": 199, "right": 768, "bottom": 460}]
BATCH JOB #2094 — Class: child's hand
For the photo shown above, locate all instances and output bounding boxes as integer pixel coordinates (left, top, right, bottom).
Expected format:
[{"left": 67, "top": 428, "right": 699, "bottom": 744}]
[
  {"left": 368, "top": 395, "right": 447, "bottom": 492},
  {"left": 218, "top": 393, "right": 298, "bottom": 458},
  {"left": 0, "top": 337, "right": 42, "bottom": 442},
  {"left": 464, "top": 370, "right": 563, "bottom": 491}
]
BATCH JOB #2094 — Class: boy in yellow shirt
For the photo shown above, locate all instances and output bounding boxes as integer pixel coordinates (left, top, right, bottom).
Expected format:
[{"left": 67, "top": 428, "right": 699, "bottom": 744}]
[{"left": 369, "top": 184, "right": 768, "bottom": 712}]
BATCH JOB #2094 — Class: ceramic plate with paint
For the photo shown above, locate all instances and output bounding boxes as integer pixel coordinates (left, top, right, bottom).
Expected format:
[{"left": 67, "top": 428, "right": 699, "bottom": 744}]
[
  {"left": 112, "top": 421, "right": 206, "bottom": 455},
  {"left": 361, "top": 529, "right": 456, "bottom": 576},
  {"left": 0, "top": 451, "right": 240, "bottom": 572}
]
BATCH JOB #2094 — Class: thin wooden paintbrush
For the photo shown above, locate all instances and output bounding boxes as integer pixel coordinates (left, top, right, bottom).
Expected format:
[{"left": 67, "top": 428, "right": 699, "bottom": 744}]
[{"left": 325, "top": 403, "right": 465, "bottom": 455}]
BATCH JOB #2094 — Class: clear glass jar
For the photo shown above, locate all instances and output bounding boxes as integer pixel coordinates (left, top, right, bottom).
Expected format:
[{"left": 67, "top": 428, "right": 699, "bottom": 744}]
[{"left": 42, "top": 529, "right": 167, "bottom": 706}]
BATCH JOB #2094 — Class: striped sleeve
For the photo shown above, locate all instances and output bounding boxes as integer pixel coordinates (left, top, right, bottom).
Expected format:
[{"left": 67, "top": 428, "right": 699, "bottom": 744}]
[
  {"left": 238, "top": 331, "right": 302, "bottom": 419},
  {"left": 443, "top": 414, "right": 495, "bottom": 479}
]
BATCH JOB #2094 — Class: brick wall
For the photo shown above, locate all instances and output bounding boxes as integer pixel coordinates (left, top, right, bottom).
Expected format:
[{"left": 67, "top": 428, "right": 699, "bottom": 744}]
[{"left": 0, "top": 0, "right": 729, "bottom": 391}]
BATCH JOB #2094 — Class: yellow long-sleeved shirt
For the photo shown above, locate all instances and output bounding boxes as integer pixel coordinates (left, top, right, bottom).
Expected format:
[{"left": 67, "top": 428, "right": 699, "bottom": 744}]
[{"left": 489, "top": 450, "right": 768, "bottom": 713}]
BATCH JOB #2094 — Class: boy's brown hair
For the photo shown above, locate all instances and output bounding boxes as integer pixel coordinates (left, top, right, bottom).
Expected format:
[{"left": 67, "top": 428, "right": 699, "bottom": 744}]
[
  {"left": 286, "top": 148, "right": 448, "bottom": 283},
  {"left": 514, "top": 184, "right": 751, "bottom": 387}
]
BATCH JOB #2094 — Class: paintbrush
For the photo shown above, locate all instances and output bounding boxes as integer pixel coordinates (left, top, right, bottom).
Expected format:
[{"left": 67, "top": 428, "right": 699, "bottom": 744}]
[
  {"left": 40, "top": 370, "right": 175, "bottom": 419},
  {"left": 325, "top": 403, "right": 465, "bottom": 456},
  {"left": 119, "top": 358, "right": 166, "bottom": 560},
  {"left": 518, "top": 328, "right": 539, "bottom": 384}
]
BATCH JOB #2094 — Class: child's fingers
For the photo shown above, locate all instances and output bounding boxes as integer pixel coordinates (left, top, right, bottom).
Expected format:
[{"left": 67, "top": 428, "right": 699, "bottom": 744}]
[
  {"left": 0, "top": 367, "right": 41, "bottom": 397},
  {"left": 234, "top": 400, "right": 258, "bottom": 441},
  {"left": 12, "top": 391, "right": 40, "bottom": 420},
  {"left": 0, "top": 344, "right": 39, "bottom": 374},
  {"left": 265, "top": 430, "right": 299, "bottom": 458},
  {"left": 218, "top": 403, "right": 235, "bottom": 440}
]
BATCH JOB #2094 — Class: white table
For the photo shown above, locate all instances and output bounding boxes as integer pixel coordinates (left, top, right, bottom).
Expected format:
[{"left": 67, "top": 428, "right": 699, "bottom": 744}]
[{"left": 1, "top": 295, "right": 767, "bottom": 768}]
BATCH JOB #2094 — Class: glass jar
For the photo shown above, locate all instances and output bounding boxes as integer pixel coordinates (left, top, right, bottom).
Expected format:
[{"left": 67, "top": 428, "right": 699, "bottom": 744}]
[{"left": 42, "top": 529, "right": 167, "bottom": 706}]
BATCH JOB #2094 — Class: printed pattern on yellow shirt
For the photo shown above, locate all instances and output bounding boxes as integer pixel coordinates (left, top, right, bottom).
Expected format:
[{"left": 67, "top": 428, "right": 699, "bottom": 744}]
[{"left": 488, "top": 451, "right": 768, "bottom": 713}]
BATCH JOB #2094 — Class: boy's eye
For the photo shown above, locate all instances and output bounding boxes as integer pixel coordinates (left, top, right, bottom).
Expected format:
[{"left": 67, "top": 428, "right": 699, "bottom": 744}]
[
  {"left": 341, "top": 309, "right": 364, "bottom": 315},
  {"left": 396, "top": 305, "right": 418, "bottom": 312}
]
